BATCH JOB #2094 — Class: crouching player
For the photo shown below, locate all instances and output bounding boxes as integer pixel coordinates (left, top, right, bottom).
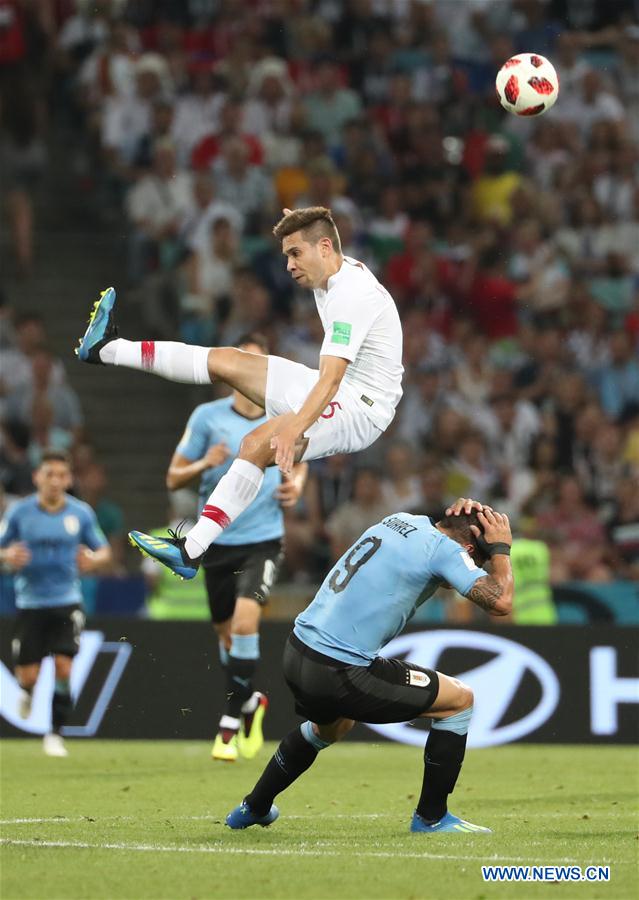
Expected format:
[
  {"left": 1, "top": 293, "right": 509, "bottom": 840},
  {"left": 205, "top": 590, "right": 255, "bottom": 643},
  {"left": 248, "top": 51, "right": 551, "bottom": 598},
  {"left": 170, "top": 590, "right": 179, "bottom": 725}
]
[
  {"left": 226, "top": 501, "right": 513, "bottom": 833},
  {"left": 0, "top": 450, "right": 111, "bottom": 756}
]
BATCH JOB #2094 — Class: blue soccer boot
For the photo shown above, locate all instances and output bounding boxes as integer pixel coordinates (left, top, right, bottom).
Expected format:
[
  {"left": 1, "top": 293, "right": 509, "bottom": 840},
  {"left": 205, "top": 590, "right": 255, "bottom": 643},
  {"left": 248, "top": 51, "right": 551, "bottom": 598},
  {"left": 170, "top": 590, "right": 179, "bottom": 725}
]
[
  {"left": 410, "top": 810, "right": 492, "bottom": 834},
  {"left": 225, "top": 800, "right": 279, "bottom": 830},
  {"left": 128, "top": 528, "right": 200, "bottom": 581},
  {"left": 75, "top": 287, "right": 118, "bottom": 363}
]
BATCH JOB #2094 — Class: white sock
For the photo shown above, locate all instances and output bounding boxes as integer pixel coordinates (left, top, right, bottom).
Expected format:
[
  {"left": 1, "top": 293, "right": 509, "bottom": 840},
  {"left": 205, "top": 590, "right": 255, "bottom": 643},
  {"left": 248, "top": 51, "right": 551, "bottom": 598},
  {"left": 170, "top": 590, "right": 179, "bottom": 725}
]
[
  {"left": 241, "top": 692, "right": 260, "bottom": 715},
  {"left": 99, "top": 339, "right": 211, "bottom": 384},
  {"left": 219, "top": 715, "right": 240, "bottom": 732},
  {"left": 185, "top": 459, "right": 264, "bottom": 557}
]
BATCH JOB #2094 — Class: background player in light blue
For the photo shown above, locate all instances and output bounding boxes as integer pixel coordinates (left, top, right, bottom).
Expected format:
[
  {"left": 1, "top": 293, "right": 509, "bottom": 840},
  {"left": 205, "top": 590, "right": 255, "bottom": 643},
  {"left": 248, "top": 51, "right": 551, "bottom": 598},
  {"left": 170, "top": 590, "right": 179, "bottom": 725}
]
[
  {"left": 226, "top": 501, "right": 514, "bottom": 834},
  {"left": 0, "top": 450, "right": 111, "bottom": 757},
  {"left": 166, "top": 333, "right": 308, "bottom": 762}
]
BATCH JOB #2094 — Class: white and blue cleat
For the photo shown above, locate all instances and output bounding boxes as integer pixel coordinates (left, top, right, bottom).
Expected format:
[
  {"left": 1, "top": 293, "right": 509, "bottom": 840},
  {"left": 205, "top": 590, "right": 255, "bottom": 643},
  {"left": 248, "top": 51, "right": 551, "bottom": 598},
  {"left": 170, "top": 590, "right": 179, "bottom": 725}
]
[
  {"left": 75, "top": 287, "right": 118, "bottom": 364},
  {"left": 128, "top": 529, "right": 200, "bottom": 581},
  {"left": 410, "top": 810, "right": 492, "bottom": 834},
  {"left": 225, "top": 801, "right": 279, "bottom": 830}
]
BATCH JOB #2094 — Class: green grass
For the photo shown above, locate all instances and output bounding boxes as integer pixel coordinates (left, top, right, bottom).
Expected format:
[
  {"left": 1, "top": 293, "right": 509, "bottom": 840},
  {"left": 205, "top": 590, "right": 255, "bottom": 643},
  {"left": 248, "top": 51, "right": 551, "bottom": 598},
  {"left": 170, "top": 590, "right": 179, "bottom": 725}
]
[{"left": 1, "top": 741, "right": 637, "bottom": 900}]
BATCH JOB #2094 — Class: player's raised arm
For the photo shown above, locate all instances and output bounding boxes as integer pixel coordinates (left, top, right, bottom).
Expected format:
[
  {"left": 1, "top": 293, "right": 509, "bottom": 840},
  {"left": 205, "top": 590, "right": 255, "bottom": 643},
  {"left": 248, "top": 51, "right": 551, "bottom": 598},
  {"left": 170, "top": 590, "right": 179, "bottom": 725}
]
[
  {"left": 166, "top": 445, "right": 230, "bottom": 491},
  {"left": 467, "top": 510, "right": 513, "bottom": 617},
  {"left": 433, "top": 508, "right": 513, "bottom": 617},
  {"left": 270, "top": 356, "right": 348, "bottom": 474}
]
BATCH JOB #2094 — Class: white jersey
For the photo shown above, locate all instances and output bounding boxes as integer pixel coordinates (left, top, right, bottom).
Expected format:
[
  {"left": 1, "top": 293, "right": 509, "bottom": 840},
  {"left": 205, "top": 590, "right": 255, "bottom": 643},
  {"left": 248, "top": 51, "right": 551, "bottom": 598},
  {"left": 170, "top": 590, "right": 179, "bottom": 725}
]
[{"left": 313, "top": 256, "right": 403, "bottom": 431}]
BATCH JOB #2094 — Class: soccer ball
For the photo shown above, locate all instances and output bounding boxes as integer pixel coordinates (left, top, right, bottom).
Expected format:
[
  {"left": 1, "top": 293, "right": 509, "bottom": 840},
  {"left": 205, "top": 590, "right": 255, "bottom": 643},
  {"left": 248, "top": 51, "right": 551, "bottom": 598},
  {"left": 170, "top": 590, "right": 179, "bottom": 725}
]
[{"left": 495, "top": 53, "right": 559, "bottom": 117}]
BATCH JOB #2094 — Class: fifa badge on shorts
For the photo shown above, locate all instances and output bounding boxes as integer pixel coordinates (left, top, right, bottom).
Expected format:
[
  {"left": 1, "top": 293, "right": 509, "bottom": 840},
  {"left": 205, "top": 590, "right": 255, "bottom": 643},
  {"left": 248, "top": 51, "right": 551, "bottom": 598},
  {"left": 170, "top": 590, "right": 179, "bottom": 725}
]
[{"left": 409, "top": 670, "right": 430, "bottom": 688}]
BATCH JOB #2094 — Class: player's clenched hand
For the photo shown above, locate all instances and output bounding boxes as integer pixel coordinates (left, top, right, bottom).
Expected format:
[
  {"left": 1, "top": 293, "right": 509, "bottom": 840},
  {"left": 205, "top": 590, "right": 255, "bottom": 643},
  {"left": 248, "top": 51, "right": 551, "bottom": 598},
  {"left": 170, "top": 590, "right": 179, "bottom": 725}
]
[
  {"left": 275, "top": 475, "right": 302, "bottom": 507},
  {"left": 76, "top": 545, "right": 97, "bottom": 573},
  {"left": 446, "top": 497, "right": 493, "bottom": 517},
  {"left": 3, "top": 542, "right": 31, "bottom": 570},
  {"left": 471, "top": 509, "right": 512, "bottom": 547},
  {"left": 203, "top": 443, "right": 230, "bottom": 469}
]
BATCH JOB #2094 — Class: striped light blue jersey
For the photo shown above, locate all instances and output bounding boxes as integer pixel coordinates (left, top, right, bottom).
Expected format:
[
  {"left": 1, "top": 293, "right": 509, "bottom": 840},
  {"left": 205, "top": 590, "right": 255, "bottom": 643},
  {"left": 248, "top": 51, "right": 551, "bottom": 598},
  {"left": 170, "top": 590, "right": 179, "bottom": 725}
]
[
  {"left": 294, "top": 513, "right": 487, "bottom": 665},
  {"left": 176, "top": 396, "right": 283, "bottom": 546},
  {"left": 0, "top": 494, "right": 108, "bottom": 609}
]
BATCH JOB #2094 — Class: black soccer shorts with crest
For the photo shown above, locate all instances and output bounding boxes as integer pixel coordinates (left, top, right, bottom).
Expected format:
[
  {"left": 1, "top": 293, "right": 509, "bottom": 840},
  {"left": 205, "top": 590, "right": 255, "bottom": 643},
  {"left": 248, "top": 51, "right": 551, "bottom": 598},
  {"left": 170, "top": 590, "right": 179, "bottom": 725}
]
[{"left": 282, "top": 632, "right": 440, "bottom": 725}]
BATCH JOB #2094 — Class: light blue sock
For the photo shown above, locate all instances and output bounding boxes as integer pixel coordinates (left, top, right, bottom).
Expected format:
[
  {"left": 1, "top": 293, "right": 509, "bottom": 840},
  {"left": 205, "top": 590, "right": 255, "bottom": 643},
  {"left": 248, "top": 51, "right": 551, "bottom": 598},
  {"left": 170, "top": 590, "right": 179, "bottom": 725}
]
[
  {"left": 218, "top": 640, "right": 229, "bottom": 668},
  {"left": 300, "top": 720, "right": 330, "bottom": 751},
  {"left": 431, "top": 706, "right": 473, "bottom": 736},
  {"left": 230, "top": 633, "right": 259, "bottom": 660}
]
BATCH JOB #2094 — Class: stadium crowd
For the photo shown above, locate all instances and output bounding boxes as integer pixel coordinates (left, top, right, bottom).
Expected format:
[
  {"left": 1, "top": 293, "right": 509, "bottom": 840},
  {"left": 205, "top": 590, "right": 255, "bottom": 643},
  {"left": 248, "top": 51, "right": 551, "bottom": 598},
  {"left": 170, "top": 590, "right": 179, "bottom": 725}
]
[{"left": 1, "top": 0, "right": 638, "bottom": 600}]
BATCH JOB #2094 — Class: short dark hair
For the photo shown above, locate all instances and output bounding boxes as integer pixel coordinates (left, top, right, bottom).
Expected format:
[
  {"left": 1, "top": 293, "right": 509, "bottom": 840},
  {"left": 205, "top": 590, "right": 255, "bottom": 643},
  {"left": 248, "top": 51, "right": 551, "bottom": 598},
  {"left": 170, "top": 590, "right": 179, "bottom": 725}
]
[
  {"left": 38, "top": 449, "right": 71, "bottom": 467},
  {"left": 235, "top": 332, "right": 270, "bottom": 354},
  {"left": 272, "top": 206, "right": 341, "bottom": 252},
  {"left": 437, "top": 510, "right": 488, "bottom": 565}
]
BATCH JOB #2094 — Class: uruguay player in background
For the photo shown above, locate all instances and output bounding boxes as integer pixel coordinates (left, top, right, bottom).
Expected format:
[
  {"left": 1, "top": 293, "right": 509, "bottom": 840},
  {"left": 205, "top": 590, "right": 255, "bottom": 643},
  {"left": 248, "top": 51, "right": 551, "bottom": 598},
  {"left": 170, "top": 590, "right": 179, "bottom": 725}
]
[
  {"left": 226, "top": 501, "right": 514, "bottom": 834},
  {"left": 166, "top": 334, "right": 308, "bottom": 762},
  {"left": 0, "top": 450, "right": 111, "bottom": 757}
]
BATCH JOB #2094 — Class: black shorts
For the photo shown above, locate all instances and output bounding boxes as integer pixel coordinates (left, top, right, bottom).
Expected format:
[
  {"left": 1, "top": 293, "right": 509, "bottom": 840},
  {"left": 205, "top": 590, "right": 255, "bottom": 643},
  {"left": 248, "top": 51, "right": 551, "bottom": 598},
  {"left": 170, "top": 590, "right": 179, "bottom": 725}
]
[
  {"left": 202, "top": 539, "right": 284, "bottom": 624},
  {"left": 282, "top": 633, "right": 439, "bottom": 725},
  {"left": 13, "top": 604, "right": 85, "bottom": 666}
]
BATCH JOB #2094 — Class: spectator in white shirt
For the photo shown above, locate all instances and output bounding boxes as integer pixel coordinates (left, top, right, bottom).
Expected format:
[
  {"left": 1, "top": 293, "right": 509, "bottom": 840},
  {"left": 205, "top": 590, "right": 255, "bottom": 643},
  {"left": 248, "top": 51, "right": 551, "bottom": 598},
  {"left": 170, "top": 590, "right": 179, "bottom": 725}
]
[
  {"left": 212, "top": 136, "right": 276, "bottom": 234},
  {"left": 101, "top": 54, "right": 171, "bottom": 173},
  {"left": 173, "top": 64, "right": 226, "bottom": 165},
  {"left": 126, "top": 139, "right": 193, "bottom": 282},
  {"left": 181, "top": 172, "right": 244, "bottom": 254}
]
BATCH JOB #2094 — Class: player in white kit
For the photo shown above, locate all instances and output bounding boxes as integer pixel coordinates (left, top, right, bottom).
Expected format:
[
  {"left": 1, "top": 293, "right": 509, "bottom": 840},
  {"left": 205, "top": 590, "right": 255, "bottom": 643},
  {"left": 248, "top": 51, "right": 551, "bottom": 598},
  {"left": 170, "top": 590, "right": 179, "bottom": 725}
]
[{"left": 75, "top": 207, "right": 404, "bottom": 579}]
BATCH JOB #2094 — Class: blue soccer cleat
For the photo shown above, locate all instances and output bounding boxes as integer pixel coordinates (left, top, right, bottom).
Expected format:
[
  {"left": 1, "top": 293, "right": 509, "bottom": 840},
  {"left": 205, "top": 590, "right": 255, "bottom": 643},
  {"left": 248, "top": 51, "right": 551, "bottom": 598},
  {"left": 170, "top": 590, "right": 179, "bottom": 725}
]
[
  {"left": 128, "top": 529, "right": 200, "bottom": 581},
  {"left": 75, "top": 287, "right": 119, "bottom": 363},
  {"left": 410, "top": 810, "right": 492, "bottom": 834},
  {"left": 225, "top": 800, "right": 279, "bottom": 830}
]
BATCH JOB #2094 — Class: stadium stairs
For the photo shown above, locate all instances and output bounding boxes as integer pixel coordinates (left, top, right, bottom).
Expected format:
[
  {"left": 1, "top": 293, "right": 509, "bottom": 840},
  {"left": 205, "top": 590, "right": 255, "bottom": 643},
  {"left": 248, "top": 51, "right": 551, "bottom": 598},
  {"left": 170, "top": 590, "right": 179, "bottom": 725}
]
[{"left": 2, "top": 130, "right": 195, "bottom": 536}]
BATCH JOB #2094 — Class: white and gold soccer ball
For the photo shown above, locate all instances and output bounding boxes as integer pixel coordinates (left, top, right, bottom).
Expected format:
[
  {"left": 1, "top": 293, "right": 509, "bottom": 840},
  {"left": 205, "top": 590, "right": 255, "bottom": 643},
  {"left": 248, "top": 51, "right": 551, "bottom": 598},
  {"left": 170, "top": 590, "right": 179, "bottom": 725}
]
[{"left": 495, "top": 53, "right": 559, "bottom": 117}]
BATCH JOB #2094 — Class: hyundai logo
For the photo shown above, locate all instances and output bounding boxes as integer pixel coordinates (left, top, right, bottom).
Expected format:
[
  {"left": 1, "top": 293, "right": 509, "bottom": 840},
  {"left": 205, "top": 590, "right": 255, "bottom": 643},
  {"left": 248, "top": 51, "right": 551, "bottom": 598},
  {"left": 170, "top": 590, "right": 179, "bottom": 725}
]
[{"left": 366, "top": 630, "right": 560, "bottom": 748}]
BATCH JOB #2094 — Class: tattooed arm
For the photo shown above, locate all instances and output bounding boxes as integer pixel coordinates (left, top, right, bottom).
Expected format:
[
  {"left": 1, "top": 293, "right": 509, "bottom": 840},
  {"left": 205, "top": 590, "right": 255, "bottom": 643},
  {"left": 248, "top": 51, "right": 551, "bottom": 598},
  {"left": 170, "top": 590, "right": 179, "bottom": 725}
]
[
  {"left": 467, "top": 510, "right": 514, "bottom": 617},
  {"left": 467, "top": 556, "right": 513, "bottom": 617}
]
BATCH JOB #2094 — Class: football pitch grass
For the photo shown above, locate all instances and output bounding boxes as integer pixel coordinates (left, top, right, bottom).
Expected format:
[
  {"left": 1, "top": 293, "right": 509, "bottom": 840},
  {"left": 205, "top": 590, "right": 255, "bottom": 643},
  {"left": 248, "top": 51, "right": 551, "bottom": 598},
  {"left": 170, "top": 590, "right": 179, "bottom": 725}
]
[{"left": 1, "top": 741, "right": 637, "bottom": 900}]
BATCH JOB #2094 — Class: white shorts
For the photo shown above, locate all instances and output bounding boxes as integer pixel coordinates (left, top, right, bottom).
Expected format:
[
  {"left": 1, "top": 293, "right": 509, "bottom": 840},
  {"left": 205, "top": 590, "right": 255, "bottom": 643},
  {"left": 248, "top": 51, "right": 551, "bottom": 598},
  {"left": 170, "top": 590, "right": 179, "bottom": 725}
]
[{"left": 265, "top": 355, "right": 382, "bottom": 462}]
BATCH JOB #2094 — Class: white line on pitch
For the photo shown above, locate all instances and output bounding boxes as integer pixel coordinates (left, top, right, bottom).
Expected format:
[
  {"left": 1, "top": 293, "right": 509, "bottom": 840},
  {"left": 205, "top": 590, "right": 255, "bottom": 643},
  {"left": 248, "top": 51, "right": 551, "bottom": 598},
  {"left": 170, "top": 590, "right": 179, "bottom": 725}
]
[
  {"left": 0, "top": 837, "right": 589, "bottom": 865},
  {"left": 0, "top": 814, "right": 390, "bottom": 825}
]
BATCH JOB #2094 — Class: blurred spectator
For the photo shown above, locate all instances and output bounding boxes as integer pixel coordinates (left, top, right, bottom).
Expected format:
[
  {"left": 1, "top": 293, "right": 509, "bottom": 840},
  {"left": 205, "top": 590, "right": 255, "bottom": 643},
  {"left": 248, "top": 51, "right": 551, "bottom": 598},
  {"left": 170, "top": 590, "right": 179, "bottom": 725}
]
[
  {"left": 6, "top": 350, "right": 83, "bottom": 438},
  {"left": 380, "top": 442, "right": 423, "bottom": 511},
  {"left": 606, "top": 476, "right": 639, "bottom": 581},
  {"left": 211, "top": 135, "right": 276, "bottom": 234},
  {"left": 0, "top": 313, "right": 66, "bottom": 397},
  {"left": 326, "top": 467, "right": 390, "bottom": 561},
  {"left": 181, "top": 216, "right": 241, "bottom": 345},
  {"left": 535, "top": 475, "right": 612, "bottom": 582},
  {"left": 101, "top": 53, "right": 171, "bottom": 176},
  {"left": 595, "top": 331, "right": 639, "bottom": 420},
  {"left": 126, "top": 139, "right": 193, "bottom": 282},
  {"left": 471, "top": 135, "right": 522, "bottom": 225},
  {"left": 412, "top": 464, "right": 449, "bottom": 521},
  {"left": 303, "top": 59, "right": 363, "bottom": 145},
  {"left": 447, "top": 429, "right": 500, "bottom": 500},
  {"left": 0, "top": 75, "right": 47, "bottom": 276},
  {"left": 551, "top": 69, "right": 624, "bottom": 139},
  {"left": 172, "top": 64, "right": 226, "bottom": 165}
]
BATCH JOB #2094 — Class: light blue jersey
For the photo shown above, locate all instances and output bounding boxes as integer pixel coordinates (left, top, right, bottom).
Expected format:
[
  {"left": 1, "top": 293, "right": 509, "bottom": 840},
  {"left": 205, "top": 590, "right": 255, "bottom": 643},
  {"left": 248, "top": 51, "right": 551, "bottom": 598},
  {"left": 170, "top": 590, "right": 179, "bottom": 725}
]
[
  {"left": 0, "top": 494, "right": 107, "bottom": 609},
  {"left": 294, "top": 513, "right": 487, "bottom": 665},
  {"left": 177, "top": 397, "right": 283, "bottom": 546}
]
